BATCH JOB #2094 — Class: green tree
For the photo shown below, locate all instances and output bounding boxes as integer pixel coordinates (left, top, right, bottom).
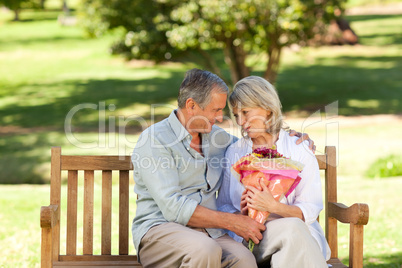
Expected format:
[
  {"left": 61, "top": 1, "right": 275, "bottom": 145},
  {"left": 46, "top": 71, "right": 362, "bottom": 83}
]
[
  {"left": 1, "top": 0, "right": 28, "bottom": 20},
  {"left": 81, "top": 0, "right": 345, "bottom": 85},
  {"left": 0, "top": 0, "right": 41, "bottom": 20}
]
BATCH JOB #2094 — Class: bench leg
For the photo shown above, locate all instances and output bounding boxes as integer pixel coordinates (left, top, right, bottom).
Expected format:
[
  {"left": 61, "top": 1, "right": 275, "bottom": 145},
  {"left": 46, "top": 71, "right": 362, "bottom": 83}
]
[
  {"left": 349, "top": 224, "right": 364, "bottom": 268},
  {"left": 41, "top": 227, "right": 53, "bottom": 268}
]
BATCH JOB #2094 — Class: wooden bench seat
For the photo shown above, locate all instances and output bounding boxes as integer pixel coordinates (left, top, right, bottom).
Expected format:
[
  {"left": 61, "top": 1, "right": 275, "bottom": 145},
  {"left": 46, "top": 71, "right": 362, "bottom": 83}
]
[{"left": 40, "top": 146, "right": 369, "bottom": 268}]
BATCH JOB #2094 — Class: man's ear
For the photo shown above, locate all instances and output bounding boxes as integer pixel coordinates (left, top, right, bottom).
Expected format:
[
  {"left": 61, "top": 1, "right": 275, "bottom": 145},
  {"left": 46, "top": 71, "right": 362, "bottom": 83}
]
[{"left": 185, "top": 98, "right": 196, "bottom": 115}]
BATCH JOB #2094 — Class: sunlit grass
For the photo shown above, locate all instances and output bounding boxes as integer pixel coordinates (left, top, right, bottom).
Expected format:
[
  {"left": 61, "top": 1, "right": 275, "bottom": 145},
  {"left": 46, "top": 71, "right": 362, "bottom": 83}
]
[
  {"left": 346, "top": 0, "right": 402, "bottom": 8},
  {"left": 336, "top": 177, "right": 402, "bottom": 267}
]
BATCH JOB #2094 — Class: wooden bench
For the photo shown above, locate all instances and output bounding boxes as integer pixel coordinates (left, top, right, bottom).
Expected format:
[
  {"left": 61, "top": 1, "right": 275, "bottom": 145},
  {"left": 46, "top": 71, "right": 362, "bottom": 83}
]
[{"left": 40, "top": 146, "right": 369, "bottom": 268}]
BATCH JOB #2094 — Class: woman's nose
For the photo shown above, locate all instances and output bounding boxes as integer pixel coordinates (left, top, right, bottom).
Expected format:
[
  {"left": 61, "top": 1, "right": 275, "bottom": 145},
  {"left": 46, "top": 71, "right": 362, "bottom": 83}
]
[{"left": 237, "top": 115, "right": 245, "bottom": 126}]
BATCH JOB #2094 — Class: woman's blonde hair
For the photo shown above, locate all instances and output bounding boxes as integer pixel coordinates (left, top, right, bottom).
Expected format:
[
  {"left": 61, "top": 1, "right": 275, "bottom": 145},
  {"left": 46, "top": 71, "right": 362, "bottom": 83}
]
[{"left": 229, "top": 76, "right": 286, "bottom": 136}]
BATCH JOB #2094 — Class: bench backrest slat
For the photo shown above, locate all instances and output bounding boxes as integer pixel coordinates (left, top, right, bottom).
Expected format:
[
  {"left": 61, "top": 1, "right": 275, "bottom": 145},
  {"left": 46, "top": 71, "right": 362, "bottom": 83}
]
[
  {"left": 50, "top": 147, "right": 62, "bottom": 262},
  {"left": 83, "top": 170, "right": 95, "bottom": 255},
  {"left": 66, "top": 170, "right": 78, "bottom": 255},
  {"left": 316, "top": 154, "right": 326, "bottom": 170},
  {"left": 119, "top": 170, "right": 130, "bottom": 255},
  {"left": 61, "top": 156, "right": 132, "bottom": 170},
  {"left": 102, "top": 170, "right": 112, "bottom": 255},
  {"left": 325, "top": 146, "right": 338, "bottom": 259}
]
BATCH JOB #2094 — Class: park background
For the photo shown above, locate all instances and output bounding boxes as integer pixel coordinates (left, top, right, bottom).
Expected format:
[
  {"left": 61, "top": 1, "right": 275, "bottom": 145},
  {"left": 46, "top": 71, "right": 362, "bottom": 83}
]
[{"left": 0, "top": 0, "right": 401, "bottom": 267}]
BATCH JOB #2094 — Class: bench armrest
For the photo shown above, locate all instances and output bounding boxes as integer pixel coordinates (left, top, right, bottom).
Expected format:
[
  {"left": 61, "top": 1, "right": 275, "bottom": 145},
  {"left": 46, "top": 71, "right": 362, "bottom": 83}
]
[
  {"left": 40, "top": 205, "right": 59, "bottom": 229},
  {"left": 327, "top": 202, "right": 369, "bottom": 268},
  {"left": 41, "top": 205, "right": 59, "bottom": 268},
  {"left": 328, "top": 202, "right": 369, "bottom": 225}
]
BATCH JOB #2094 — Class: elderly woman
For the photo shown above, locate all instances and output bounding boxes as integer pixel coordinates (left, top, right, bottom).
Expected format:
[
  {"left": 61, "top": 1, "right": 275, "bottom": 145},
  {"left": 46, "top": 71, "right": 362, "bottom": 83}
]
[{"left": 217, "top": 76, "right": 330, "bottom": 268}]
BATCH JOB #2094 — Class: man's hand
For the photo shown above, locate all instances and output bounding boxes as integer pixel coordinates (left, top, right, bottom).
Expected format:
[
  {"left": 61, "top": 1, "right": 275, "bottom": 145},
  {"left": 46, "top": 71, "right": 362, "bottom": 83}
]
[
  {"left": 229, "top": 213, "right": 266, "bottom": 245},
  {"left": 289, "top": 129, "right": 316, "bottom": 153},
  {"left": 187, "top": 205, "right": 265, "bottom": 245}
]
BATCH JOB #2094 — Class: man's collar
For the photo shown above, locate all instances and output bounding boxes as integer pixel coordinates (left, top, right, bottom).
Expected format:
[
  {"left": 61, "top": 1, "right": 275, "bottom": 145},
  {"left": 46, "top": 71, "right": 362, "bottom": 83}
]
[
  {"left": 168, "top": 110, "right": 211, "bottom": 142},
  {"left": 168, "top": 110, "right": 191, "bottom": 141}
]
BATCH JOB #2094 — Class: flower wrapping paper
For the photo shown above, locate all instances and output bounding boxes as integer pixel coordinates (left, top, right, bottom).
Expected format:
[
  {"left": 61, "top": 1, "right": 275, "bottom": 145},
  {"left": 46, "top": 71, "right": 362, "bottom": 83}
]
[{"left": 232, "top": 153, "right": 305, "bottom": 225}]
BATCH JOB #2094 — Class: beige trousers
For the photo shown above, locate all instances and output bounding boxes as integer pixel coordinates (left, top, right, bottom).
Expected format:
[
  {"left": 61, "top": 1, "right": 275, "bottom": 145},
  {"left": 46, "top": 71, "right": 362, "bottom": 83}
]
[
  {"left": 138, "top": 222, "right": 257, "bottom": 268},
  {"left": 253, "top": 218, "right": 328, "bottom": 268}
]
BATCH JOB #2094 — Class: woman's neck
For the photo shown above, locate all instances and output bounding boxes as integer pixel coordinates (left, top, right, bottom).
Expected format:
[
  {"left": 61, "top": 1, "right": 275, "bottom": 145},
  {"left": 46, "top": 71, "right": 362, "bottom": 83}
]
[{"left": 251, "top": 132, "right": 279, "bottom": 150}]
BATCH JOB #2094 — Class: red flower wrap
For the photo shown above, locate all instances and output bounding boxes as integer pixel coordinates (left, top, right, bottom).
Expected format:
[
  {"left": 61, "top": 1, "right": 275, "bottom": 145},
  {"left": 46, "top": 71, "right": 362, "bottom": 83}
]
[{"left": 232, "top": 154, "right": 304, "bottom": 224}]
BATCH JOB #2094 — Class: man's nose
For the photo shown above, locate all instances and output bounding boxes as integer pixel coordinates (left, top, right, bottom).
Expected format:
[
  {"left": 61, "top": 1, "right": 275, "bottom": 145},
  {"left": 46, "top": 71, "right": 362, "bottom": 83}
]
[{"left": 215, "top": 111, "right": 223, "bottom": 123}]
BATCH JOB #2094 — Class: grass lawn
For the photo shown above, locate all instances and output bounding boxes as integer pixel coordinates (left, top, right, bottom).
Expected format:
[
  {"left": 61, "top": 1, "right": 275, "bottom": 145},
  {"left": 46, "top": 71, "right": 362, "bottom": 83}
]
[{"left": 0, "top": 5, "right": 401, "bottom": 268}]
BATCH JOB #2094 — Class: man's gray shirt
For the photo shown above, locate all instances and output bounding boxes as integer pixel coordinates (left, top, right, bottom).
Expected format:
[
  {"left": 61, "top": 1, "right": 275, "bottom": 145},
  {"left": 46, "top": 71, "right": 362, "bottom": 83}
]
[{"left": 131, "top": 111, "right": 237, "bottom": 252}]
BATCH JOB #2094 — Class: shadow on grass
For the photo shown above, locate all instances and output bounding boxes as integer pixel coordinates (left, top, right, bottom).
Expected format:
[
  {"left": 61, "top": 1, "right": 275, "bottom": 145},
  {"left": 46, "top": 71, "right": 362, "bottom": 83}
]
[
  {"left": 271, "top": 54, "right": 402, "bottom": 116},
  {"left": 346, "top": 14, "right": 402, "bottom": 23},
  {"left": 0, "top": 71, "right": 184, "bottom": 130},
  {"left": 0, "top": 69, "right": 187, "bottom": 184},
  {"left": 6, "top": 9, "right": 76, "bottom": 23},
  {"left": 0, "top": 133, "right": 56, "bottom": 184},
  {"left": 363, "top": 252, "right": 402, "bottom": 268},
  {"left": 358, "top": 33, "right": 402, "bottom": 46}
]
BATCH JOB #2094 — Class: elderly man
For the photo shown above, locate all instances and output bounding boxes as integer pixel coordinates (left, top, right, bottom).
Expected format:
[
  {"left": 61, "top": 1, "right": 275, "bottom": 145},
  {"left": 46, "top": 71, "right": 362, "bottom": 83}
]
[{"left": 131, "top": 69, "right": 311, "bottom": 267}]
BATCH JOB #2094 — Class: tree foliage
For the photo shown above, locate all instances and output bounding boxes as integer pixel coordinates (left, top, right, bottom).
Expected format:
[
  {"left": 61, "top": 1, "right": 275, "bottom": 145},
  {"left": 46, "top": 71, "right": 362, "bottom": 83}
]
[
  {"left": 0, "top": 0, "right": 39, "bottom": 20},
  {"left": 81, "top": 0, "right": 346, "bottom": 84}
]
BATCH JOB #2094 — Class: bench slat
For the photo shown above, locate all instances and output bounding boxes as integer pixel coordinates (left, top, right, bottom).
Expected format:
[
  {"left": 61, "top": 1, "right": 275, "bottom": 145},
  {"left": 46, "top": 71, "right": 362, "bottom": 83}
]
[
  {"left": 62, "top": 156, "right": 132, "bottom": 171},
  {"left": 327, "top": 258, "right": 348, "bottom": 268},
  {"left": 83, "top": 170, "right": 94, "bottom": 255},
  {"left": 102, "top": 170, "right": 112, "bottom": 255},
  {"left": 56, "top": 255, "right": 141, "bottom": 267},
  {"left": 66, "top": 170, "right": 78, "bottom": 255},
  {"left": 54, "top": 263, "right": 141, "bottom": 267},
  {"left": 325, "top": 146, "right": 338, "bottom": 259},
  {"left": 316, "top": 154, "right": 326, "bottom": 169},
  {"left": 59, "top": 255, "right": 138, "bottom": 262},
  {"left": 119, "top": 170, "right": 130, "bottom": 255},
  {"left": 51, "top": 147, "right": 62, "bottom": 261}
]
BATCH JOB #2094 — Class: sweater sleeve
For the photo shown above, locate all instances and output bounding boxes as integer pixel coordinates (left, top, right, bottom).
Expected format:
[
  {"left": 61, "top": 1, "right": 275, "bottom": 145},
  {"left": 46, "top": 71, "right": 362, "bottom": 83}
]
[
  {"left": 291, "top": 141, "right": 323, "bottom": 225},
  {"left": 217, "top": 146, "right": 240, "bottom": 214}
]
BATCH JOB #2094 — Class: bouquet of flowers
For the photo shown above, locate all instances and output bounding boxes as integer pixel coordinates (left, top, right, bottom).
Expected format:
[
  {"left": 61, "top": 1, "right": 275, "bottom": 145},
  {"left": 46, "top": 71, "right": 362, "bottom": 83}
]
[{"left": 232, "top": 146, "right": 304, "bottom": 251}]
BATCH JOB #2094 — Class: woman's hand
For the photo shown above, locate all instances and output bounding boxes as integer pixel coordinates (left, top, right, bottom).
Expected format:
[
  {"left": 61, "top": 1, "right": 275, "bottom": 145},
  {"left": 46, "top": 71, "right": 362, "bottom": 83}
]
[
  {"left": 246, "top": 178, "right": 278, "bottom": 213},
  {"left": 247, "top": 178, "right": 305, "bottom": 221},
  {"left": 240, "top": 189, "right": 249, "bottom": 216}
]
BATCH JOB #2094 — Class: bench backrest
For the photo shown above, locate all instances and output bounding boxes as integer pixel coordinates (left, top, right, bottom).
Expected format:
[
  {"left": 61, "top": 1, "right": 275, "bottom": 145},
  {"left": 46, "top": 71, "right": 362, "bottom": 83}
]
[
  {"left": 48, "top": 146, "right": 338, "bottom": 260},
  {"left": 49, "top": 147, "right": 134, "bottom": 262}
]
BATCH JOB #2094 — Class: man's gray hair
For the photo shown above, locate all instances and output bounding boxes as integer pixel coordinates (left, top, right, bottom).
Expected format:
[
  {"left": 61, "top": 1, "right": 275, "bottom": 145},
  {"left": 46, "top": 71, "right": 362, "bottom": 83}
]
[{"left": 178, "top": 69, "right": 228, "bottom": 109}]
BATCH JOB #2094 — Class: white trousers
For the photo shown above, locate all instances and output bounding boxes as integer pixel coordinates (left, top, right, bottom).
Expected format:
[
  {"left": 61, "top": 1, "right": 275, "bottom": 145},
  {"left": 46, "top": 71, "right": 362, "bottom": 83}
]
[
  {"left": 139, "top": 222, "right": 258, "bottom": 268},
  {"left": 253, "top": 218, "right": 328, "bottom": 268}
]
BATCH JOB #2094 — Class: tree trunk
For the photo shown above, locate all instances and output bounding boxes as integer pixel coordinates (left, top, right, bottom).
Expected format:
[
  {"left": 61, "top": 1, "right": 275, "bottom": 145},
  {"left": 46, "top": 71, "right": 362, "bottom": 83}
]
[
  {"left": 198, "top": 49, "right": 229, "bottom": 85},
  {"left": 13, "top": 9, "right": 20, "bottom": 21},
  {"left": 263, "top": 42, "right": 282, "bottom": 84},
  {"left": 223, "top": 38, "right": 249, "bottom": 85},
  {"left": 62, "top": 0, "right": 69, "bottom": 15},
  {"left": 40, "top": 0, "right": 46, "bottom": 9}
]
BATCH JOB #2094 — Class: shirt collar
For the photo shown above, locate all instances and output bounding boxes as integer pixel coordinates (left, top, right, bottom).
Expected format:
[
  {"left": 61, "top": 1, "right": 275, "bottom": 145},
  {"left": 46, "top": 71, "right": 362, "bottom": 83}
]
[
  {"left": 168, "top": 110, "right": 190, "bottom": 142},
  {"left": 167, "top": 110, "right": 211, "bottom": 142}
]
